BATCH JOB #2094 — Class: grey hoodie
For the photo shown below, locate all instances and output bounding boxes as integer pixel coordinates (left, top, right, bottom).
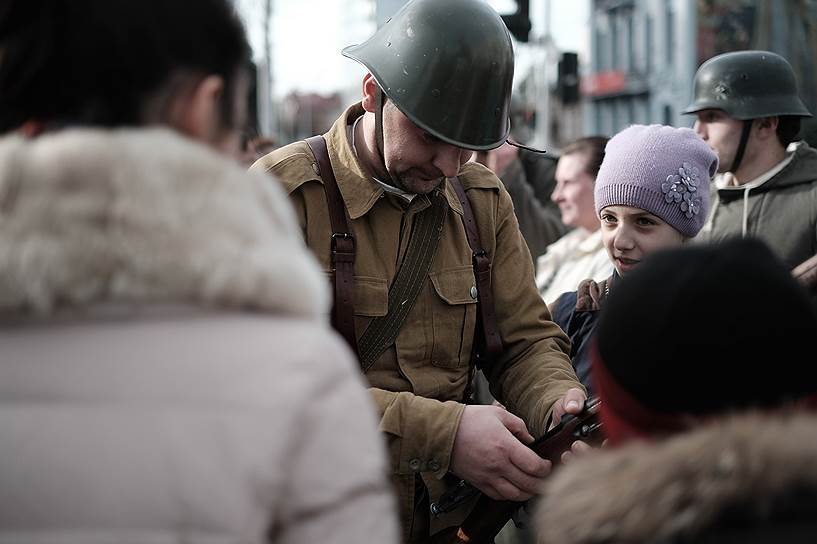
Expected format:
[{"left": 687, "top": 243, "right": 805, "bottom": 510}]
[{"left": 699, "top": 141, "right": 817, "bottom": 271}]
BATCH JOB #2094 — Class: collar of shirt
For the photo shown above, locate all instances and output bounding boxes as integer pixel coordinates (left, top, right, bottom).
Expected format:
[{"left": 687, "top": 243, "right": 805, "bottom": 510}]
[
  {"left": 325, "top": 103, "right": 463, "bottom": 220},
  {"left": 715, "top": 143, "right": 797, "bottom": 189}
]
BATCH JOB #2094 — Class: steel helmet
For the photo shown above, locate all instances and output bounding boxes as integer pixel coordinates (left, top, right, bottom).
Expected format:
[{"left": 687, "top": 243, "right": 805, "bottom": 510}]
[
  {"left": 342, "top": 0, "right": 514, "bottom": 150},
  {"left": 683, "top": 50, "right": 812, "bottom": 120}
]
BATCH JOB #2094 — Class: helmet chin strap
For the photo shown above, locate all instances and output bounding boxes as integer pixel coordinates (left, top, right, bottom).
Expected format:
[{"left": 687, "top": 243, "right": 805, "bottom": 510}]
[
  {"left": 730, "top": 120, "right": 753, "bottom": 174},
  {"left": 374, "top": 86, "right": 397, "bottom": 186},
  {"left": 506, "top": 139, "right": 547, "bottom": 154}
]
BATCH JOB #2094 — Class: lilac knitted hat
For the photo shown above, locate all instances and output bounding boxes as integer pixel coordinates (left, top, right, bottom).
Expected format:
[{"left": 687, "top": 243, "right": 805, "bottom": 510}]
[{"left": 594, "top": 124, "right": 719, "bottom": 237}]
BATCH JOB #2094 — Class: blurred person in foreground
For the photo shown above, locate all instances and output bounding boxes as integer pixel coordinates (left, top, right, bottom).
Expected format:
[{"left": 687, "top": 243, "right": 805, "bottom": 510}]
[
  {"left": 0, "top": 1, "right": 398, "bottom": 542},
  {"left": 686, "top": 50, "right": 817, "bottom": 307},
  {"left": 251, "top": 0, "right": 585, "bottom": 540},
  {"left": 550, "top": 125, "right": 718, "bottom": 394},
  {"left": 536, "top": 237, "right": 817, "bottom": 543},
  {"left": 536, "top": 136, "right": 612, "bottom": 306}
]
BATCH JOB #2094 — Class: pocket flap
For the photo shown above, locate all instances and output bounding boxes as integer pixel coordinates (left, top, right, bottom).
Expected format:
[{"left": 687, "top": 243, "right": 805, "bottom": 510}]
[
  {"left": 353, "top": 276, "right": 388, "bottom": 316},
  {"left": 429, "top": 266, "right": 478, "bottom": 305}
]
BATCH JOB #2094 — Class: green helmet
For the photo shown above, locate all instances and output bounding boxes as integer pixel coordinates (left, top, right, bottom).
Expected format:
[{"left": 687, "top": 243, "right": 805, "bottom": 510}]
[
  {"left": 683, "top": 50, "right": 812, "bottom": 120},
  {"left": 342, "top": 0, "right": 514, "bottom": 150}
]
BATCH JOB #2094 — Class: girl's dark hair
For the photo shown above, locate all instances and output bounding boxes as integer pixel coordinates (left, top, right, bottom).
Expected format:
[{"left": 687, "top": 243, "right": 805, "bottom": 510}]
[
  {"left": 560, "top": 136, "right": 609, "bottom": 178},
  {"left": 0, "top": 0, "right": 251, "bottom": 132}
]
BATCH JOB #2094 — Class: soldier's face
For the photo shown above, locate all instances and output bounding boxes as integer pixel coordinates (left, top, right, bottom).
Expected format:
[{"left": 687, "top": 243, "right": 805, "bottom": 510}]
[
  {"left": 693, "top": 109, "right": 743, "bottom": 173},
  {"left": 381, "top": 101, "right": 474, "bottom": 194}
]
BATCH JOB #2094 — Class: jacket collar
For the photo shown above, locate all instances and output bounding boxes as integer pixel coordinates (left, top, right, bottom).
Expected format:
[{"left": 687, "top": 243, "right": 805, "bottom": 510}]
[
  {"left": 324, "top": 104, "right": 463, "bottom": 220},
  {"left": 0, "top": 128, "right": 329, "bottom": 319}
]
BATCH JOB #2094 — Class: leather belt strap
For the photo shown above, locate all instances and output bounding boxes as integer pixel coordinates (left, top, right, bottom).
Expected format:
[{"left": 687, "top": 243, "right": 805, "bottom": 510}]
[
  {"left": 305, "top": 135, "right": 358, "bottom": 353},
  {"left": 357, "top": 191, "right": 448, "bottom": 372},
  {"left": 449, "top": 177, "right": 503, "bottom": 361}
]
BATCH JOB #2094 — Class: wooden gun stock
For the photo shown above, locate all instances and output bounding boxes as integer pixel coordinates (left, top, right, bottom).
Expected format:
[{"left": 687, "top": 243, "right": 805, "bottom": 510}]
[
  {"left": 793, "top": 253, "right": 817, "bottom": 293},
  {"left": 432, "top": 398, "right": 603, "bottom": 544}
]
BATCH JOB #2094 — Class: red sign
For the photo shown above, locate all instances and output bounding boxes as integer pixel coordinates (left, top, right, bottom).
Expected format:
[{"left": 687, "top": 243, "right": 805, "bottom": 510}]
[{"left": 581, "top": 71, "right": 626, "bottom": 97}]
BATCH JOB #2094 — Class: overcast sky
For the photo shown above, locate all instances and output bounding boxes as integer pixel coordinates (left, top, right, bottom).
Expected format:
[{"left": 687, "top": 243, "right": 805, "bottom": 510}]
[{"left": 236, "top": 0, "right": 590, "bottom": 97}]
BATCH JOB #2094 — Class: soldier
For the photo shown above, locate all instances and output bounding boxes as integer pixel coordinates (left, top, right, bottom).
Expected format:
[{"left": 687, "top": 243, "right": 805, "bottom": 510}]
[
  {"left": 251, "top": 0, "right": 586, "bottom": 541},
  {"left": 684, "top": 50, "right": 817, "bottom": 278}
]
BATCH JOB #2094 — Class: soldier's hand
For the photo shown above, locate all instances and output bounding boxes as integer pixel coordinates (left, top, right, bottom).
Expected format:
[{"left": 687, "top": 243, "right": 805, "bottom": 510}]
[
  {"left": 449, "top": 405, "right": 551, "bottom": 501},
  {"left": 547, "top": 387, "right": 587, "bottom": 430}
]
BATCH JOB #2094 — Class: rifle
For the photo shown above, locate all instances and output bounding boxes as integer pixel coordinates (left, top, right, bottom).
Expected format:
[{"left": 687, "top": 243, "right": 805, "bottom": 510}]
[
  {"left": 793, "top": 253, "right": 817, "bottom": 293},
  {"left": 430, "top": 397, "right": 604, "bottom": 544}
]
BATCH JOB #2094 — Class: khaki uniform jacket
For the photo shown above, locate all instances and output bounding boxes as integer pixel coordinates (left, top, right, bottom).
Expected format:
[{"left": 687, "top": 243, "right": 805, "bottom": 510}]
[{"left": 253, "top": 104, "right": 582, "bottom": 539}]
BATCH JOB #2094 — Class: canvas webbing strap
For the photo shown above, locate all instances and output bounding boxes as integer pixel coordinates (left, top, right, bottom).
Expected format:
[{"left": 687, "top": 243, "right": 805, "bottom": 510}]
[
  {"left": 304, "top": 135, "right": 358, "bottom": 353},
  {"left": 357, "top": 191, "right": 448, "bottom": 372}
]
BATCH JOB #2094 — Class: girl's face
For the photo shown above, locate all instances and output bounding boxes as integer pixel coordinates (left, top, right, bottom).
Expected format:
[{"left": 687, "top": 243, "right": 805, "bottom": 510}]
[{"left": 600, "top": 205, "right": 687, "bottom": 276}]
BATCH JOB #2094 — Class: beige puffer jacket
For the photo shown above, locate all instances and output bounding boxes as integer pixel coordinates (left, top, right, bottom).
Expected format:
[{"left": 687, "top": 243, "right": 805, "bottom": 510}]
[{"left": 0, "top": 129, "right": 399, "bottom": 544}]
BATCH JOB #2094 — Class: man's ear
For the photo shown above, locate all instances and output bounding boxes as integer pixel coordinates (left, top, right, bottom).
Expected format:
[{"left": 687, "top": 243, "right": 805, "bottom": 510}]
[
  {"left": 361, "top": 73, "right": 379, "bottom": 113},
  {"left": 172, "top": 75, "right": 225, "bottom": 143},
  {"left": 754, "top": 116, "right": 780, "bottom": 141}
]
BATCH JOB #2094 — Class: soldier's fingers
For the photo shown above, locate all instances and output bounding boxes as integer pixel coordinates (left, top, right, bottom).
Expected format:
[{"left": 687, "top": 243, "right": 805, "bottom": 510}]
[
  {"left": 563, "top": 387, "right": 587, "bottom": 414},
  {"left": 499, "top": 410, "right": 534, "bottom": 444},
  {"left": 492, "top": 475, "right": 537, "bottom": 502},
  {"left": 508, "top": 442, "right": 552, "bottom": 478}
]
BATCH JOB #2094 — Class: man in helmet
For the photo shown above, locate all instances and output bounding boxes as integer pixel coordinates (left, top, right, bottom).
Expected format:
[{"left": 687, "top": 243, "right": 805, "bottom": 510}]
[
  {"left": 685, "top": 50, "right": 817, "bottom": 277},
  {"left": 252, "top": 0, "right": 585, "bottom": 540}
]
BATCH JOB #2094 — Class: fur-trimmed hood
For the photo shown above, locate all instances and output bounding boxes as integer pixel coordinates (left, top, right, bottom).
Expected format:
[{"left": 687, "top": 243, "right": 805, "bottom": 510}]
[
  {"left": 536, "top": 412, "right": 817, "bottom": 543},
  {"left": 0, "top": 128, "right": 328, "bottom": 319}
]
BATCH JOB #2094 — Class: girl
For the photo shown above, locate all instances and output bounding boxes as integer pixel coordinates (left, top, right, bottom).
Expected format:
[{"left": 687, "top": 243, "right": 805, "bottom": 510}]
[{"left": 549, "top": 124, "right": 718, "bottom": 393}]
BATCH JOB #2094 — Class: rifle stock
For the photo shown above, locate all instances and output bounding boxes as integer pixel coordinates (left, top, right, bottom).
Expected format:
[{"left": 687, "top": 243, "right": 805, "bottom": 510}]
[{"left": 431, "top": 397, "right": 603, "bottom": 544}]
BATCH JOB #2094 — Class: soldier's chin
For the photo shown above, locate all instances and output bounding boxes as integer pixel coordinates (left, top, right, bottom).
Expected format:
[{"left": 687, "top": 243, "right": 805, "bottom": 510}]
[{"left": 396, "top": 175, "right": 443, "bottom": 195}]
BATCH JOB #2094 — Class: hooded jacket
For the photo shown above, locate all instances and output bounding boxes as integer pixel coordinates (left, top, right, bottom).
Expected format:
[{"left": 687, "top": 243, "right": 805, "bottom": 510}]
[
  {"left": 0, "top": 129, "right": 398, "bottom": 543},
  {"left": 699, "top": 141, "right": 817, "bottom": 272},
  {"left": 536, "top": 412, "right": 817, "bottom": 544}
]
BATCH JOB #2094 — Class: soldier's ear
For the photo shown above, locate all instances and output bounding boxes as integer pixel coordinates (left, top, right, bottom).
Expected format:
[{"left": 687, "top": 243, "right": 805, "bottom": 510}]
[
  {"left": 755, "top": 116, "right": 780, "bottom": 140},
  {"left": 361, "top": 73, "right": 379, "bottom": 113}
]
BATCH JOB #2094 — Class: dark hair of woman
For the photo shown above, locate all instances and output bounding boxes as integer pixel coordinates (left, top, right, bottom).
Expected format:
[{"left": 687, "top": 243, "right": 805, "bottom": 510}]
[
  {"left": 0, "top": 0, "right": 251, "bottom": 133},
  {"left": 560, "top": 136, "right": 609, "bottom": 178}
]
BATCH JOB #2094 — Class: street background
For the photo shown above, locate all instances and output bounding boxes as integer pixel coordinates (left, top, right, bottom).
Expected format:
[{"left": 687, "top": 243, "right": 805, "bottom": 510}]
[{"left": 233, "top": 0, "right": 817, "bottom": 152}]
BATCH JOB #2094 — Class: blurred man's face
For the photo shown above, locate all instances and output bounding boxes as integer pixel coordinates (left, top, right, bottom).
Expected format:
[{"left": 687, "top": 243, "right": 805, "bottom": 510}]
[{"left": 551, "top": 153, "right": 598, "bottom": 231}]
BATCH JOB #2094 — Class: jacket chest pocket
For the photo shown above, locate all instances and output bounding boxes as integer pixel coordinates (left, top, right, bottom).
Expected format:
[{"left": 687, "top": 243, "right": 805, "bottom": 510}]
[
  {"left": 352, "top": 276, "right": 389, "bottom": 317},
  {"left": 428, "top": 266, "right": 478, "bottom": 368}
]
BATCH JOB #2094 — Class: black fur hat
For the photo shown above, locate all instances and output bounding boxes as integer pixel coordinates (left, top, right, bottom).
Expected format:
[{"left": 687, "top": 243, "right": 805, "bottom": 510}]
[{"left": 596, "top": 237, "right": 817, "bottom": 420}]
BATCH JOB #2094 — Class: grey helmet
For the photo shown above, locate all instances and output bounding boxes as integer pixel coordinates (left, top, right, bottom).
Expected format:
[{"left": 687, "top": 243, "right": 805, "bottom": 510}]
[
  {"left": 342, "top": 0, "right": 514, "bottom": 151},
  {"left": 683, "top": 50, "right": 811, "bottom": 120}
]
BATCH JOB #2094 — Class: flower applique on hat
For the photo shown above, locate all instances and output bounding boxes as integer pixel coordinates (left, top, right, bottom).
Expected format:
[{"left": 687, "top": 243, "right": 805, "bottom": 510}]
[{"left": 662, "top": 162, "right": 703, "bottom": 219}]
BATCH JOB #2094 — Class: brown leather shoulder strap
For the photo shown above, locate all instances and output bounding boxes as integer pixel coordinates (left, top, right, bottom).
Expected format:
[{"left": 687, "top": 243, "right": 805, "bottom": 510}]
[
  {"left": 448, "top": 177, "right": 503, "bottom": 361},
  {"left": 304, "top": 135, "right": 358, "bottom": 354}
]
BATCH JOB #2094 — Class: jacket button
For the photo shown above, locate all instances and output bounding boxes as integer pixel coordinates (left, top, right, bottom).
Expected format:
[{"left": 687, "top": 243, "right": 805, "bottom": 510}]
[
  {"left": 470, "top": 285, "right": 478, "bottom": 299},
  {"left": 409, "top": 458, "right": 422, "bottom": 471},
  {"left": 428, "top": 459, "right": 441, "bottom": 472}
]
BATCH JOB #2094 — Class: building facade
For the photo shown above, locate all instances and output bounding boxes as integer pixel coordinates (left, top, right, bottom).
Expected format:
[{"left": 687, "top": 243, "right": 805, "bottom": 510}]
[{"left": 584, "top": 0, "right": 817, "bottom": 137}]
